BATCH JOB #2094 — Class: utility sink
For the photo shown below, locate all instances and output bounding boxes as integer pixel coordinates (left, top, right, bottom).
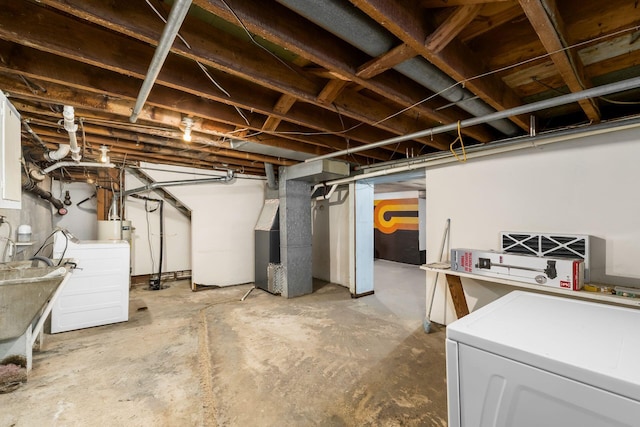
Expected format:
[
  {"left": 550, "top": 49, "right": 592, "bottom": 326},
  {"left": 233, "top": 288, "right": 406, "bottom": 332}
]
[{"left": 0, "top": 261, "right": 69, "bottom": 342}]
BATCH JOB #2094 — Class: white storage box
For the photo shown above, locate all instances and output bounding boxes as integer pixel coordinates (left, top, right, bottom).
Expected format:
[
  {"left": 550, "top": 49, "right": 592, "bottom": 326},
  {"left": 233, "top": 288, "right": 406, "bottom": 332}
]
[{"left": 451, "top": 248, "right": 584, "bottom": 290}]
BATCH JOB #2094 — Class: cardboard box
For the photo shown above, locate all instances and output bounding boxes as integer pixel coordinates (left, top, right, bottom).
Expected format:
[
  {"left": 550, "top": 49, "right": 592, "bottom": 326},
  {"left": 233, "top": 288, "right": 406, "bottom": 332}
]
[{"left": 451, "top": 248, "right": 584, "bottom": 290}]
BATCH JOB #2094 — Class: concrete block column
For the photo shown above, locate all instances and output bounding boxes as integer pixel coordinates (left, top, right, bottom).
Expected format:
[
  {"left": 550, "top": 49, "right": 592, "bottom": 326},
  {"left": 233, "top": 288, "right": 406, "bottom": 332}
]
[{"left": 278, "top": 168, "right": 312, "bottom": 298}]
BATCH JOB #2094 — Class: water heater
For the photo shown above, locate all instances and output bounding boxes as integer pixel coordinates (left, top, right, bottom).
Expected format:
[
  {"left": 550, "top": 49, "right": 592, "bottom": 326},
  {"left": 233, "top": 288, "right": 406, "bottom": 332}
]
[{"left": 97, "top": 220, "right": 132, "bottom": 242}]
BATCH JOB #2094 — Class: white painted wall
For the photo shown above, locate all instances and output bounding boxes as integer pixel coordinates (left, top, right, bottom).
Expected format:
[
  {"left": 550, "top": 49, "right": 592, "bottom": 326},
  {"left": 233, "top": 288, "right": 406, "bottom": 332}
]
[
  {"left": 133, "top": 163, "right": 265, "bottom": 286},
  {"left": 0, "top": 176, "right": 57, "bottom": 261},
  {"left": 312, "top": 186, "right": 351, "bottom": 287},
  {"left": 426, "top": 127, "right": 640, "bottom": 325},
  {"left": 125, "top": 171, "right": 191, "bottom": 276},
  {"left": 52, "top": 181, "right": 97, "bottom": 240}
]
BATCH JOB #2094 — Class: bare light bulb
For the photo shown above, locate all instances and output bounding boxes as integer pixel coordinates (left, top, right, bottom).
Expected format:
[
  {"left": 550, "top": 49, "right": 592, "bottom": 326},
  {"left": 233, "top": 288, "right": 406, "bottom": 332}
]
[
  {"left": 182, "top": 117, "right": 194, "bottom": 142},
  {"left": 99, "top": 145, "right": 110, "bottom": 163}
]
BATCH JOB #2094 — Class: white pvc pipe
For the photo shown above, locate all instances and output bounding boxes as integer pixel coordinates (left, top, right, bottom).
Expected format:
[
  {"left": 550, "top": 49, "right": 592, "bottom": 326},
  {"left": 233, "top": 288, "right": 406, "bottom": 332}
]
[
  {"left": 42, "top": 161, "right": 115, "bottom": 174},
  {"left": 311, "top": 183, "right": 338, "bottom": 200},
  {"left": 44, "top": 144, "right": 71, "bottom": 162},
  {"left": 63, "top": 106, "right": 82, "bottom": 161}
]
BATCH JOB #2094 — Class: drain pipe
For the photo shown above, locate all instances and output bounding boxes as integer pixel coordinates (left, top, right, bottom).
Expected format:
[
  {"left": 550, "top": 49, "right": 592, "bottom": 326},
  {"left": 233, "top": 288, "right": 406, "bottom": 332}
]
[
  {"left": 311, "top": 183, "right": 338, "bottom": 200},
  {"left": 63, "top": 106, "right": 82, "bottom": 162},
  {"left": 44, "top": 144, "right": 71, "bottom": 162},
  {"left": 129, "top": 0, "right": 192, "bottom": 123},
  {"left": 42, "top": 161, "right": 115, "bottom": 175},
  {"left": 21, "top": 176, "right": 68, "bottom": 215},
  {"left": 129, "top": 194, "right": 164, "bottom": 290},
  {"left": 29, "top": 161, "right": 114, "bottom": 182},
  {"left": 307, "top": 75, "right": 640, "bottom": 162}
]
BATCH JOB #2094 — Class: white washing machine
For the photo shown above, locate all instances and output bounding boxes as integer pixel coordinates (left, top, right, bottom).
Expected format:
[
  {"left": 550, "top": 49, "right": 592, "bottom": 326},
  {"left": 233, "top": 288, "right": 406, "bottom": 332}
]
[
  {"left": 51, "top": 230, "right": 130, "bottom": 333},
  {"left": 446, "top": 291, "right": 640, "bottom": 426}
]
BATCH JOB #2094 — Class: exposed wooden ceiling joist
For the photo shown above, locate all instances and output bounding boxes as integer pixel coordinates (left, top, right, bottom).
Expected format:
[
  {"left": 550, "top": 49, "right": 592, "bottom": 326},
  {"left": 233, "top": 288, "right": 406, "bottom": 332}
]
[
  {"left": 0, "top": 0, "right": 637, "bottom": 180},
  {"left": 349, "top": 0, "right": 531, "bottom": 130},
  {"left": 21, "top": 0, "right": 448, "bottom": 153},
  {"left": 518, "top": 0, "right": 600, "bottom": 122}
]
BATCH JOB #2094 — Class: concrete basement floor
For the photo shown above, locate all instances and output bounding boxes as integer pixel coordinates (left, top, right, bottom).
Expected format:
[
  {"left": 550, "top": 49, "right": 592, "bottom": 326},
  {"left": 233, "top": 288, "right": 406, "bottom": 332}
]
[{"left": 0, "top": 272, "right": 448, "bottom": 426}]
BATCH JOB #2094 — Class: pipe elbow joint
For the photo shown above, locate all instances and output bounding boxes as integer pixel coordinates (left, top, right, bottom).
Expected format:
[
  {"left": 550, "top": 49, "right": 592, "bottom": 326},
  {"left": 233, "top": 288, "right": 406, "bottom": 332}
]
[
  {"left": 44, "top": 144, "right": 71, "bottom": 162},
  {"left": 29, "top": 169, "right": 46, "bottom": 182}
]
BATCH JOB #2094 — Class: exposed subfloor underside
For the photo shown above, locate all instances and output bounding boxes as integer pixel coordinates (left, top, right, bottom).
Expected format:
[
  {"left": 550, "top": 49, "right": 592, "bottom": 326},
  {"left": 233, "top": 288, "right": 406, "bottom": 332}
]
[{"left": 0, "top": 277, "right": 447, "bottom": 426}]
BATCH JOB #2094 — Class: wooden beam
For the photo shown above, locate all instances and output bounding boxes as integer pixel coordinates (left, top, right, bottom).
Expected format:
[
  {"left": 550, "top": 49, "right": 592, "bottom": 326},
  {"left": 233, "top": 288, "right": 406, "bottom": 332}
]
[
  {"left": 445, "top": 274, "right": 470, "bottom": 319},
  {"left": 0, "top": 59, "right": 376, "bottom": 162},
  {"left": 25, "top": 0, "right": 453, "bottom": 151},
  {"left": 26, "top": 121, "right": 295, "bottom": 167},
  {"left": 317, "top": 79, "right": 349, "bottom": 105},
  {"left": 16, "top": 95, "right": 380, "bottom": 166},
  {"left": 425, "top": 5, "right": 483, "bottom": 54},
  {"left": 459, "top": 5, "right": 524, "bottom": 42},
  {"left": 356, "top": 44, "right": 417, "bottom": 79},
  {"left": 262, "top": 94, "right": 297, "bottom": 131},
  {"left": 349, "top": 0, "right": 530, "bottom": 131},
  {"left": 35, "top": 137, "right": 266, "bottom": 174},
  {"left": 518, "top": 0, "right": 600, "bottom": 122},
  {"left": 191, "top": 0, "right": 496, "bottom": 144},
  {"left": 422, "top": 0, "right": 510, "bottom": 7}
]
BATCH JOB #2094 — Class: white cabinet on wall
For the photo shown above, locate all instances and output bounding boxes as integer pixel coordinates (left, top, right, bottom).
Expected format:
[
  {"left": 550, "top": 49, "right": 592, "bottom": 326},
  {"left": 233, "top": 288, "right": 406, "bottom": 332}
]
[{"left": 0, "top": 91, "right": 21, "bottom": 209}]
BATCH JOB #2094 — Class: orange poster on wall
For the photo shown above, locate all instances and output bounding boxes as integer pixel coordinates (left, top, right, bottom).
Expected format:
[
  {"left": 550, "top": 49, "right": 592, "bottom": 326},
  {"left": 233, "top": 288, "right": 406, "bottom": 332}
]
[{"left": 374, "top": 198, "right": 419, "bottom": 234}]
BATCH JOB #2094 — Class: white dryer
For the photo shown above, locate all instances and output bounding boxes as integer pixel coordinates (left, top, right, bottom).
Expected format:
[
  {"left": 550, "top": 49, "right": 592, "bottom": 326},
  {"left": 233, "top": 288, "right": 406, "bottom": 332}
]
[
  {"left": 51, "top": 230, "right": 130, "bottom": 333},
  {"left": 446, "top": 291, "right": 640, "bottom": 426}
]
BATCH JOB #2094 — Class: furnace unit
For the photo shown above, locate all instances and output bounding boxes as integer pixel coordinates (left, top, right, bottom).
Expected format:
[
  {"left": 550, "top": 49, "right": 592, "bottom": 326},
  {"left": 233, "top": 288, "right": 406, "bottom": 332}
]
[{"left": 254, "top": 199, "right": 281, "bottom": 294}]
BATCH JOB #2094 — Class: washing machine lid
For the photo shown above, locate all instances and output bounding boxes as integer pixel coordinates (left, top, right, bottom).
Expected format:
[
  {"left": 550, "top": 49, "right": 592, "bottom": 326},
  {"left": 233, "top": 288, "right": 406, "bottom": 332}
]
[{"left": 447, "top": 291, "right": 640, "bottom": 402}]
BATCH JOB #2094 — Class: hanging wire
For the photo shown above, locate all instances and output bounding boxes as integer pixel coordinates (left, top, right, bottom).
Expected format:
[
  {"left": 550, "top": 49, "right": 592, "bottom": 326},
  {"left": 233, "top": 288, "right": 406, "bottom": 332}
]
[
  {"left": 219, "top": 0, "right": 302, "bottom": 76},
  {"left": 145, "top": 0, "right": 250, "bottom": 126},
  {"left": 449, "top": 121, "right": 467, "bottom": 163}
]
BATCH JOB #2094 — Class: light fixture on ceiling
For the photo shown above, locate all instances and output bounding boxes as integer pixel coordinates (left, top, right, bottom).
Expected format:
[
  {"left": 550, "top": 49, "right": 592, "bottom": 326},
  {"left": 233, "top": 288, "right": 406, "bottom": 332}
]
[
  {"left": 182, "top": 117, "right": 194, "bottom": 142},
  {"left": 99, "top": 145, "right": 110, "bottom": 163}
]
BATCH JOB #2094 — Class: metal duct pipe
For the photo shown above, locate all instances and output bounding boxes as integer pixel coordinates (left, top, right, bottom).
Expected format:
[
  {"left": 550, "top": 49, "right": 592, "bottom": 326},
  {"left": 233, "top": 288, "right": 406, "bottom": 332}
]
[
  {"left": 129, "top": 0, "right": 192, "bottom": 123},
  {"left": 264, "top": 163, "right": 277, "bottom": 190},
  {"left": 42, "top": 161, "right": 115, "bottom": 174},
  {"left": 21, "top": 176, "right": 68, "bottom": 215},
  {"left": 275, "top": 0, "right": 520, "bottom": 136},
  {"left": 63, "top": 106, "right": 82, "bottom": 161},
  {"left": 307, "top": 75, "right": 640, "bottom": 162},
  {"left": 121, "top": 170, "right": 235, "bottom": 197}
]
